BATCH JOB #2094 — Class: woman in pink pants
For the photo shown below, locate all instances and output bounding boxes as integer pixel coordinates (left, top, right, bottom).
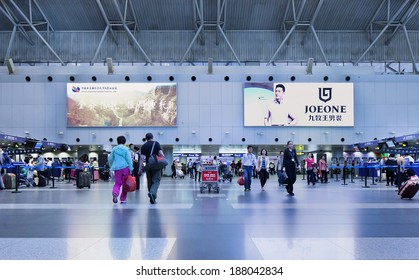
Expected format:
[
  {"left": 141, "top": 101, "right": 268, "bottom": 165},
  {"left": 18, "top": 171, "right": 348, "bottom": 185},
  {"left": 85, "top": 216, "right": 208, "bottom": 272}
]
[{"left": 108, "top": 136, "right": 133, "bottom": 204}]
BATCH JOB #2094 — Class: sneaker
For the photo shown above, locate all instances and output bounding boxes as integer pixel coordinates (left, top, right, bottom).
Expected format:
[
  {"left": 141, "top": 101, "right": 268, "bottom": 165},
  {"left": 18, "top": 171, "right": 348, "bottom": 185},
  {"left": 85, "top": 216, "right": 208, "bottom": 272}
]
[
  {"left": 112, "top": 194, "right": 118, "bottom": 204},
  {"left": 148, "top": 193, "right": 156, "bottom": 204},
  {"left": 120, "top": 201, "right": 127, "bottom": 204},
  {"left": 261, "top": 187, "right": 265, "bottom": 191}
]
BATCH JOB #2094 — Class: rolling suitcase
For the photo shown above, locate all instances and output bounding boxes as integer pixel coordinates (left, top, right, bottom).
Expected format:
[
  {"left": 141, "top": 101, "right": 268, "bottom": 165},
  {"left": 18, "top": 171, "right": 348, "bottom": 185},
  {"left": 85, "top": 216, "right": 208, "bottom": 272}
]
[
  {"left": 3, "top": 173, "right": 16, "bottom": 189},
  {"left": 77, "top": 172, "right": 91, "bottom": 188},
  {"left": 100, "top": 170, "right": 110, "bottom": 181},
  {"left": 400, "top": 181, "right": 419, "bottom": 199},
  {"left": 37, "top": 175, "right": 47, "bottom": 187},
  {"left": 92, "top": 170, "right": 99, "bottom": 182},
  {"left": 70, "top": 169, "right": 76, "bottom": 180}
]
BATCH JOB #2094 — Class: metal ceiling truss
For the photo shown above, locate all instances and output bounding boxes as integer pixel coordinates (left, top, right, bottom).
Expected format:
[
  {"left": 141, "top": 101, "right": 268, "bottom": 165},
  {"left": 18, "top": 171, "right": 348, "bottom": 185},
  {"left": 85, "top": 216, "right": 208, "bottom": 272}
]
[
  {"left": 358, "top": 0, "right": 417, "bottom": 73},
  {"left": 180, "top": 0, "right": 240, "bottom": 65},
  {"left": 267, "top": 0, "right": 306, "bottom": 65},
  {"left": 92, "top": 0, "right": 152, "bottom": 66},
  {"left": 268, "top": 0, "right": 329, "bottom": 66},
  {"left": 2, "top": 0, "right": 64, "bottom": 65},
  {"left": 0, "top": 0, "right": 418, "bottom": 69},
  {"left": 1, "top": 0, "right": 34, "bottom": 64}
]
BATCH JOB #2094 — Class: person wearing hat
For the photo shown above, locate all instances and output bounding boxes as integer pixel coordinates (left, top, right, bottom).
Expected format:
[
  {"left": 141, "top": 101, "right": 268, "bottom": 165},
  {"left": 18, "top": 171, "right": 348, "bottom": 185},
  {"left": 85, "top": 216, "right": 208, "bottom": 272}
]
[{"left": 139, "top": 132, "right": 165, "bottom": 204}]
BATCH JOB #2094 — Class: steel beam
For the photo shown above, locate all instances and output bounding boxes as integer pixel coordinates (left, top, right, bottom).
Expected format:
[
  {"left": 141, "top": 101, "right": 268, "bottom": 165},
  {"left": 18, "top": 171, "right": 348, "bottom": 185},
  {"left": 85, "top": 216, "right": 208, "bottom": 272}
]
[
  {"left": 310, "top": 25, "right": 329, "bottom": 65},
  {"left": 355, "top": 0, "right": 410, "bottom": 65},
  {"left": 4, "top": 24, "right": 16, "bottom": 64},
  {"left": 96, "top": 0, "right": 118, "bottom": 45},
  {"left": 181, "top": 0, "right": 239, "bottom": 65},
  {"left": 217, "top": 24, "right": 241, "bottom": 65},
  {"left": 268, "top": 0, "right": 307, "bottom": 65},
  {"left": 301, "top": 0, "right": 324, "bottom": 45},
  {"left": 402, "top": 25, "right": 418, "bottom": 73},
  {"left": 366, "top": 0, "right": 387, "bottom": 32},
  {"left": 91, "top": 25, "right": 110, "bottom": 66},
  {"left": 128, "top": 0, "right": 140, "bottom": 33},
  {"left": 280, "top": 0, "right": 292, "bottom": 35},
  {"left": 385, "top": 0, "right": 419, "bottom": 45},
  {"left": 111, "top": 0, "right": 153, "bottom": 65},
  {"left": 9, "top": 0, "right": 64, "bottom": 65},
  {"left": 0, "top": 1, "right": 34, "bottom": 45},
  {"left": 180, "top": 25, "right": 204, "bottom": 65}
]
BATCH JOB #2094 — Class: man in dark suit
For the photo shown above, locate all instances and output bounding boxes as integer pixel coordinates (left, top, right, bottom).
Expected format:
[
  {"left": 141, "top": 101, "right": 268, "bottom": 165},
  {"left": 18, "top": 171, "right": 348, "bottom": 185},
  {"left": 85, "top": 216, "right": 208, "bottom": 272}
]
[{"left": 282, "top": 140, "right": 300, "bottom": 196}]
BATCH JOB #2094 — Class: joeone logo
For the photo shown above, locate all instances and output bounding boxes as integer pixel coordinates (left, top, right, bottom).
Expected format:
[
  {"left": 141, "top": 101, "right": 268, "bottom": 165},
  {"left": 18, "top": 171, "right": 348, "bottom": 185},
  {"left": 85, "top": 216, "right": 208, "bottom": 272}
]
[{"left": 319, "top": 87, "right": 332, "bottom": 103}]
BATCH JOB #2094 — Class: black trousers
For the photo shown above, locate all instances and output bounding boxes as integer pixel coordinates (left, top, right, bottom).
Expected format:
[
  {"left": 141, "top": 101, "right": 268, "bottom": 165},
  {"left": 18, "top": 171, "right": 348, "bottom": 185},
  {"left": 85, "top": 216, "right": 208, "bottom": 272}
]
[
  {"left": 195, "top": 171, "right": 201, "bottom": 182},
  {"left": 259, "top": 168, "right": 269, "bottom": 188},
  {"left": 321, "top": 170, "right": 328, "bottom": 183},
  {"left": 386, "top": 170, "right": 395, "bottom": 185},
  {"left": 133, "top": 163, "right": 140, "bottom": 189},
  {"left": 285, "top": 163, "right": 297, "bottom": 194}
]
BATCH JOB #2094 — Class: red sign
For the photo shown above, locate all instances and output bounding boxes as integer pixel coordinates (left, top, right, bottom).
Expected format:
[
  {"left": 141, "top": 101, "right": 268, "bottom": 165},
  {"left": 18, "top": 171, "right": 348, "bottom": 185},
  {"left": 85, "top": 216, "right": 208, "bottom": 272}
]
[{"left": 201, "top": 171, "right": 218, "bottom": 182}]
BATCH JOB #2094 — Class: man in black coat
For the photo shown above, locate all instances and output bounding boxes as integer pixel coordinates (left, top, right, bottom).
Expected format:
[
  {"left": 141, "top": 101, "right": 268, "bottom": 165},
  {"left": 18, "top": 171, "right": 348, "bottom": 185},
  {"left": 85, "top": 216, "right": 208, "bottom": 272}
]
[{"left": 282, "top": 140, "right": 300, "bottom": 196}]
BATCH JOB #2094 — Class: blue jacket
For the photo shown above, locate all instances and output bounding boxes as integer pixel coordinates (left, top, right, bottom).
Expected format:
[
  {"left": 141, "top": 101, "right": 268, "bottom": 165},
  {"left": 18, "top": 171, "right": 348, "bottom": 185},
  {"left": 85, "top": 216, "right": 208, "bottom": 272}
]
[{"left": 108, "top": 144, "right": 133, "bottom": 172}]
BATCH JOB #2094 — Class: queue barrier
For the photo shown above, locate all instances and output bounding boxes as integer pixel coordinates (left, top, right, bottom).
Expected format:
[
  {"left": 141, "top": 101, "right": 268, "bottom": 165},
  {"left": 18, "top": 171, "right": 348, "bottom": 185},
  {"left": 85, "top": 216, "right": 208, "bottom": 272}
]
[
  {"left": 313, "top": 163, "right": 416, "bottom": 188},
  {"left": 1, "top": 164, "right": 107, "bottom": 193}
]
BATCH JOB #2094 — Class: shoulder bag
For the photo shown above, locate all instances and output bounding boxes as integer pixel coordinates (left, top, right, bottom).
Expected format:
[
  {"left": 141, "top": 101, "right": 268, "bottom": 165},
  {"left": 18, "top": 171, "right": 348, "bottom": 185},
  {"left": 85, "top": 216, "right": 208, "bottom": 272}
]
[{"left": 147, "top": 141, "right": 168, "bottom": 170}]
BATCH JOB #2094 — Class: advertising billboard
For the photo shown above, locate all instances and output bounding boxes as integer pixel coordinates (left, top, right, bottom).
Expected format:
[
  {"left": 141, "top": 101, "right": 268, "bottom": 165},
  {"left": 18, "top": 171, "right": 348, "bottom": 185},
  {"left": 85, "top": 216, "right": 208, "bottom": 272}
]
[
  {"left": 244, "top": 82, "right": 354, "bottom": 127},
  {"left": 67, "top": 83, "right": 177, "bottom": 127}
]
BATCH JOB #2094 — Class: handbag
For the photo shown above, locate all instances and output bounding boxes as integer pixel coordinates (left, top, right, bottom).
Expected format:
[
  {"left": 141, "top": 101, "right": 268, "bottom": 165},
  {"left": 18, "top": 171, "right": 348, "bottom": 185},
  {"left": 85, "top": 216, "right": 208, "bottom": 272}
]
[
  {"left": 278, "top": 170, "right": 288, "bottom": 184},
  {"left": 123, "top": 175, "right": 136, "bottom": 192},
  {"left": 237, "top": 176, "right": 245, "bottom": 186},
  {"left": 147, "top": 141, "right": 168, "bottom": 170}
]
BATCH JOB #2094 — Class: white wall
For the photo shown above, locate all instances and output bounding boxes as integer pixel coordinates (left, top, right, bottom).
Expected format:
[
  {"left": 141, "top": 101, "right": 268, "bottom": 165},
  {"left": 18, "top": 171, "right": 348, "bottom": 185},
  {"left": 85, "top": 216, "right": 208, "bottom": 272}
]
[{"left": 0, "top": 65, "right": 418, "bottom": 148}]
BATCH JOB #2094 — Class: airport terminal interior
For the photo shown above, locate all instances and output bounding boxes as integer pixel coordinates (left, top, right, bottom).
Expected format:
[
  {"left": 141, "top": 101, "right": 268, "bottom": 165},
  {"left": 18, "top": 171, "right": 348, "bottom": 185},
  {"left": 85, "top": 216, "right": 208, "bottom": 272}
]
[
  {"left": 1, "top": 173, "right": 419, "bottom": 260},
  {"left": 2, "top": 0, "right": 419, "bottom": 261}
]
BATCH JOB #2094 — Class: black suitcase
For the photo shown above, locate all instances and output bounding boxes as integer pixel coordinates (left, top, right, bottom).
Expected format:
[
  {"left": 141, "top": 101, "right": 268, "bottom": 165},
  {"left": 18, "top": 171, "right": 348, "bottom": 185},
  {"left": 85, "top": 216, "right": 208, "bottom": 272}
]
[
  {"left": 100, "top": 171, "right": 110, "bottom": 181},
  {"left": 37, "top": 175, "right": 47, "bottom": 187},
  {"left": 77, "top": 172, "right": 91, "bottom": 188},
  {"left": 400, "top": 181, "right": 419, "bottom": 199}
]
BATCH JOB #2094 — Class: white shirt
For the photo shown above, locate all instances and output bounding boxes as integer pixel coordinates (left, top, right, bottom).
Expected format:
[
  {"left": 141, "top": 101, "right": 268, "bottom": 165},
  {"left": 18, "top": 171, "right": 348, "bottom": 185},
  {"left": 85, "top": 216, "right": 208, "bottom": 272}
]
[
  {"left": 242, "top": 153, "right": 257, "bottom": 167},
  {"left": 267, "top": 99, "right": 289, "bottom": 126}
]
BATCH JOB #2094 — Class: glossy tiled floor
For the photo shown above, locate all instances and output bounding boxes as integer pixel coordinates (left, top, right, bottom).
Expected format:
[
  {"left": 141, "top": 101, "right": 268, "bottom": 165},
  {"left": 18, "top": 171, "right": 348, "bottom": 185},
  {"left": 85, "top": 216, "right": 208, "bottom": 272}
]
[{"left": 1, "top": 174, "right": 419, "bottom": 260}]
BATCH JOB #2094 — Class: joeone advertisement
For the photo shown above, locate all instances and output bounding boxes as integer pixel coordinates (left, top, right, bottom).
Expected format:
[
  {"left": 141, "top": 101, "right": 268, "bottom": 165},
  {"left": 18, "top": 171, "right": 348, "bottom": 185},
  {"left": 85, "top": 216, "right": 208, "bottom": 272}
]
[{"left": 244, "top": 82, "right": 354, "bottom": 127}]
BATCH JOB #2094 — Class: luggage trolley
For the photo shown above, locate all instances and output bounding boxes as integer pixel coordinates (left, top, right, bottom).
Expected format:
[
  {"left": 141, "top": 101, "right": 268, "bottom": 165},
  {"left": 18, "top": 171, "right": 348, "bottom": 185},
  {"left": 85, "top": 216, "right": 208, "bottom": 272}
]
[{"left": 200, "top": 165, "right": 219, "bottom": 193}]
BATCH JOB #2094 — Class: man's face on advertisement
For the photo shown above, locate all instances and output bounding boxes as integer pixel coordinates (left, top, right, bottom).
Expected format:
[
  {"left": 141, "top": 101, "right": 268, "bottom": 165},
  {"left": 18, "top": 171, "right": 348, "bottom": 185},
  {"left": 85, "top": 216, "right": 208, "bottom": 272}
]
[{"left": 274, "top": 86, "right": 285, "bottom": 101}]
